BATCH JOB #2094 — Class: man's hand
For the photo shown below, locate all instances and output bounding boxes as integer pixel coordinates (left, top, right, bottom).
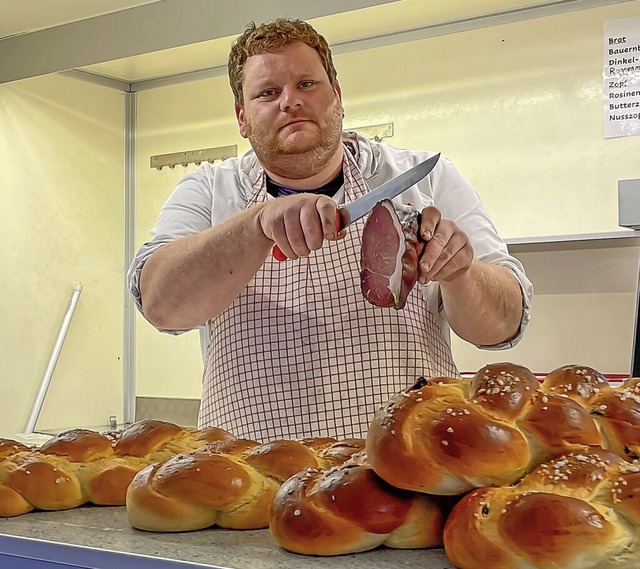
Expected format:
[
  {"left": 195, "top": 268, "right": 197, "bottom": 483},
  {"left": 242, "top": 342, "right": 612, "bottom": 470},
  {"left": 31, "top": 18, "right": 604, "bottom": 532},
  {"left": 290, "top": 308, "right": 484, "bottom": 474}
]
[
  {"left": 418, "top": 206, "right": 474, "bottom": 284},
  {"left": 257, "top": 194, "right": 342, "bottom": 260}
]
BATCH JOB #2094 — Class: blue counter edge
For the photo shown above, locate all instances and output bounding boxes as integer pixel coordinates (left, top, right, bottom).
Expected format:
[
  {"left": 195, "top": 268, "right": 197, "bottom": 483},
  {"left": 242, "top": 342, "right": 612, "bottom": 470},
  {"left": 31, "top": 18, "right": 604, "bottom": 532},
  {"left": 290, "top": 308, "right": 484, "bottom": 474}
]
[{"left": 0, "top": 534, "right": 228, "bottom": 569}]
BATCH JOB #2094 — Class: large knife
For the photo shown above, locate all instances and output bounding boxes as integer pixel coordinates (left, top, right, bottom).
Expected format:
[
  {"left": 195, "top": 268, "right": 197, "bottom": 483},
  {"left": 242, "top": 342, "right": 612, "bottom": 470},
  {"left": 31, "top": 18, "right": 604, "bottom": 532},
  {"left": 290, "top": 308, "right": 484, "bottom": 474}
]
[{"left": 273, "top": 152, "right": 441, "bottom": 261}]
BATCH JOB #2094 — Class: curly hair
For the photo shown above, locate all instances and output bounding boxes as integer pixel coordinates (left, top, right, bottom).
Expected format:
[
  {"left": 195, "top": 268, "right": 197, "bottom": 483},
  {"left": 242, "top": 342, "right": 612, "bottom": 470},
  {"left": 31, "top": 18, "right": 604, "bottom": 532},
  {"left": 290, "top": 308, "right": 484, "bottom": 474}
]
[{"left": 228, "top": 18, "right": 337, "bottom": 106}]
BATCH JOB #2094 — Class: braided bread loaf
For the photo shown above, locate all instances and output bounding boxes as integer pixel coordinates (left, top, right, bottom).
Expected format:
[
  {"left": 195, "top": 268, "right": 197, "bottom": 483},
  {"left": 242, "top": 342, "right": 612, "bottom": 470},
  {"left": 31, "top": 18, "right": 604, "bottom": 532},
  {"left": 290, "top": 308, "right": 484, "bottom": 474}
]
[
  {"left": 269, "top": 462, "right": 445, "bottom": 556},
  {"left": 444, "top": 446, "right": 640, "bottom": 569},
  {"left": 367, "top": 363, "right": 637, "bottom": 495},
  {"left": 126, "top": 437, "right": 365, "bottom": 532},
  {"left": 0, "top": 420, "right": 234, "bottom": 517},
  {"left": 0, "top": 439, "right": 32, "bottom": 517}
]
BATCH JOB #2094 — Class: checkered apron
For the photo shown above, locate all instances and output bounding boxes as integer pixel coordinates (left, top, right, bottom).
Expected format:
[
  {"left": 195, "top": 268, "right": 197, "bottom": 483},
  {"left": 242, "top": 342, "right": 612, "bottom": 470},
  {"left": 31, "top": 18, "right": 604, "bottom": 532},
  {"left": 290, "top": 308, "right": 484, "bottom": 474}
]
[{"left": 200, "top": 148, "right": 460, "bottom": 441}]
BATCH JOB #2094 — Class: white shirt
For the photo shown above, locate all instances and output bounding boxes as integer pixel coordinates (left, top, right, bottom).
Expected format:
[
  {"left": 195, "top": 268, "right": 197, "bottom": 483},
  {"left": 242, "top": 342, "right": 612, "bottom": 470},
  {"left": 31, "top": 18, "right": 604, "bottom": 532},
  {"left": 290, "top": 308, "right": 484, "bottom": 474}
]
[{"left": 128, "top": 132, "right": 533, "bottom": 353}]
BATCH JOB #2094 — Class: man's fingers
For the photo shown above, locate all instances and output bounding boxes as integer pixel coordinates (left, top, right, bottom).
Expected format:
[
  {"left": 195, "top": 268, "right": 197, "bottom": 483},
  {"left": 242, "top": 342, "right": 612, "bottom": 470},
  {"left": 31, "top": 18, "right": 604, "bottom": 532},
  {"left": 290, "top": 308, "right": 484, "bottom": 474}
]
[
  {"left": 316, "top": 197, "right": 340, "bottom": 240},
  {"left": 270, "top": 220, "right": 299, "bottom": 260},
  {"left": 262, "top": 194, "right": 340, "bottom": 259},
  {"left": 417, "top": 216, "right": 473, "bottom": 284},
  {"left": 420, "top": 238, "right": 465, "bottom": 284},
  {"left": 419, "top": 223, "right": 453, "bottom": 275},
  {"left": 283, "top": 207, "right": 312, "bottom": 257},
  {"left": 419, "top": 206, "right": 441, "bottom": 241},
  {"left": 428, "top": 247, "right": 472, "bottom": 283},
  {"left": 300, "top": 201, "right": 325, "bottom": 251}
]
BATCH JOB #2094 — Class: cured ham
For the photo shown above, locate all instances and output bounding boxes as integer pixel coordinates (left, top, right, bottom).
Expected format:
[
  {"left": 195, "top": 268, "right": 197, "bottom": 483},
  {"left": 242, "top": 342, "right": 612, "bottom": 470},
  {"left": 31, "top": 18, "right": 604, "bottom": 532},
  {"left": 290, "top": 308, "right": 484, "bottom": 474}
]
[{"left": 360, "top": 200, "right": 423, "bottom": 309}]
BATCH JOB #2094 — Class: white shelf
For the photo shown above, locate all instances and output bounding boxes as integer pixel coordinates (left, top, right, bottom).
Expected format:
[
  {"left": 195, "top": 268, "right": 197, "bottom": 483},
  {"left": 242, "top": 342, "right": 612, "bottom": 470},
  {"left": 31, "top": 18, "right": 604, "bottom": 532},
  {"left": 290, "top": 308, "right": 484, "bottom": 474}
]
[
  {"left": 506, "top": 230, "right": 640, "bottom": 253},
  {"left": 504, "top": 231, "right": 640, "bottom": 295}
]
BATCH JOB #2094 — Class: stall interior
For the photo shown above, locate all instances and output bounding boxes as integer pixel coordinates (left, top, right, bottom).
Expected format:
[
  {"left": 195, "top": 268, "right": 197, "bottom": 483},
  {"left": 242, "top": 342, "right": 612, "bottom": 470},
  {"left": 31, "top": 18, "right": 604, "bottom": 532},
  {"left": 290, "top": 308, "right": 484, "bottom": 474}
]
[{"left": 1, "top": 0, "right": 639, "bottom": 436}]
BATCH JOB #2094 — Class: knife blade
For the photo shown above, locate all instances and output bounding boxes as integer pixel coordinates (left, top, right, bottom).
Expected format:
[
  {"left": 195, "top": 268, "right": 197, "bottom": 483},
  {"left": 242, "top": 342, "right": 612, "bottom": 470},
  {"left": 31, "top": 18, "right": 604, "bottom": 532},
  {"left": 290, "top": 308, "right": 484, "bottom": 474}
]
[
  {"left": 337, "top": 152, "right": 440, "bottom": 229},
  {"left": 272, "top": 152, "right": 440, "bottom": 261}
]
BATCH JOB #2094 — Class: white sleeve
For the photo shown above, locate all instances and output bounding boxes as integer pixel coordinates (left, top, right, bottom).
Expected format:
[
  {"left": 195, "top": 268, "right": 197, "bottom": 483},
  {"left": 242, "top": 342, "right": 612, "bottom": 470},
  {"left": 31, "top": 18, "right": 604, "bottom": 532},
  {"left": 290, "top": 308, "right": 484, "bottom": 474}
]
[
  {"left": 429, "top": 157, "right": 533, "bottom": 350},
  {"left": 127, "top": 165, "right": 218, "bottom": 334}
]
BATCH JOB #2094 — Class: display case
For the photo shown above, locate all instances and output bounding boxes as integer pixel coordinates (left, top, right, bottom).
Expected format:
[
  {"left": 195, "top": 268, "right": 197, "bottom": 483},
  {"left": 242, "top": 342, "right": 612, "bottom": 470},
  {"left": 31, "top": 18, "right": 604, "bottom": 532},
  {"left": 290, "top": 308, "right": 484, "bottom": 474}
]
[{"left": 507, "top": 230, "right": 640, "bottom": 376}]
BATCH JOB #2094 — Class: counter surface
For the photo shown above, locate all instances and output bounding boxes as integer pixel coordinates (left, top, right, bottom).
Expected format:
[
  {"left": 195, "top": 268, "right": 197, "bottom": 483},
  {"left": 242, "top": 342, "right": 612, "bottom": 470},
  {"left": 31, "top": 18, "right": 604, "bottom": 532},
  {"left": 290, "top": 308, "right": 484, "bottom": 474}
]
[{"left": 0, "top": 506, "right": 456, "bottom": 568}]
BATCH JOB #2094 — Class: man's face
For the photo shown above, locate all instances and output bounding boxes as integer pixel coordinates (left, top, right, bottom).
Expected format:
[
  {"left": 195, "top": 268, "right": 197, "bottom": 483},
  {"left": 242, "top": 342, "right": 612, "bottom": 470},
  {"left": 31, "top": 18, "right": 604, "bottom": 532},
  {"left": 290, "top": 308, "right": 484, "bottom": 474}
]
[{"left": 235, "top": 41, "right": 343, "bottom": 176}]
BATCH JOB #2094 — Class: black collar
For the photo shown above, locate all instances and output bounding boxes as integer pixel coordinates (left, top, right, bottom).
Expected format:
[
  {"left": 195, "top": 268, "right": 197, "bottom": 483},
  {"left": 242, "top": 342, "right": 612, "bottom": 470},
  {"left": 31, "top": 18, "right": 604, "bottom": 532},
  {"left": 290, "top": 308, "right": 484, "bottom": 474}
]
[{"left": 266, "top": 170, "right": 344, "bottom": 198}]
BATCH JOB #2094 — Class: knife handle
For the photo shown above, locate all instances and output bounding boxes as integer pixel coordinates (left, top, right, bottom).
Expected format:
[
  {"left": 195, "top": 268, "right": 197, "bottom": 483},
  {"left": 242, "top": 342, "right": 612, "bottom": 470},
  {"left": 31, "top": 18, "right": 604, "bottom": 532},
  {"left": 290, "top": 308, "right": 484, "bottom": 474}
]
[{"left": 272, "top": 211, "right": 342, "bottom": 262}]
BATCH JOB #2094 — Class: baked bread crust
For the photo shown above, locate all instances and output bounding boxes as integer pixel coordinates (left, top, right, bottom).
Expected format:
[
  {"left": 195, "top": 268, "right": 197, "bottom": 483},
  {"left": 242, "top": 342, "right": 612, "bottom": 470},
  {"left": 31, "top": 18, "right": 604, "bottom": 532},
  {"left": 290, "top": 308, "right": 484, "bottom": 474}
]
[{"left": 367, "top": 363, "right": 635, "bottom": 494}]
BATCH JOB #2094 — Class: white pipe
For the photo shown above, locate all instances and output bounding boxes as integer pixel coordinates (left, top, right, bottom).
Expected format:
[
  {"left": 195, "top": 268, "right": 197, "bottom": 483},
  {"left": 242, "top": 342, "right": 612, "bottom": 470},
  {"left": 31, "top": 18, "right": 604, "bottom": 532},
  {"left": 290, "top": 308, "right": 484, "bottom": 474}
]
[
  {"left": 123, "top": 91, "right": 137, "bottom": 426},
  {"left": 24, "top": 283, "right": 83, "bottom": 434}
]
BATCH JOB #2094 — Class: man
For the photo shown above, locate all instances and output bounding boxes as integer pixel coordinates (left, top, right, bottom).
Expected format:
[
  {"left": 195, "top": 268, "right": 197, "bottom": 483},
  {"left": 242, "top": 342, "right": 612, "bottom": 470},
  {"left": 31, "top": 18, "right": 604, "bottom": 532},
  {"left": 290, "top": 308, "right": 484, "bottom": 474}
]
[{"left": 128, "top": 19, "right": 533, "bottom": 441}]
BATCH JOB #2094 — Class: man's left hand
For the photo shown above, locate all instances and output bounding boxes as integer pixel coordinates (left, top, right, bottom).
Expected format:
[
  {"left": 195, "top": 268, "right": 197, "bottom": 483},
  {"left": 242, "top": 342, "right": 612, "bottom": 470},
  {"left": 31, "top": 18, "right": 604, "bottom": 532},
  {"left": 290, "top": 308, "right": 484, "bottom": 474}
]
[{"left": 418, "top": 206, "right": 474, "bottom": 285}]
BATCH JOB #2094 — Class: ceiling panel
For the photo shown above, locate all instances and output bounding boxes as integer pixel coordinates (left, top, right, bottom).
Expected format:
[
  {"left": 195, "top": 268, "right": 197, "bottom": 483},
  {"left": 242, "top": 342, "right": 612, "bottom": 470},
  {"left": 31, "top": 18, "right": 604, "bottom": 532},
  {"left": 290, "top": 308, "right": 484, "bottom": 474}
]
[
  {"left": 0, "top": 0, "right": 397, "bottom": 84},
  {"left": 81, "top": 0, "right": 562, "bottom": 82},
  {"left": 81, "top": 36, "right": 233, "bottom": 82},
  {"left": 0, "top": 0, "right": 161, "bottom": 38},
  {"left": 312, "top": 0, "right": 567, "bottom": 42},
  {"left": 1, "top": 0, "right": 632, "bottom": 85}
]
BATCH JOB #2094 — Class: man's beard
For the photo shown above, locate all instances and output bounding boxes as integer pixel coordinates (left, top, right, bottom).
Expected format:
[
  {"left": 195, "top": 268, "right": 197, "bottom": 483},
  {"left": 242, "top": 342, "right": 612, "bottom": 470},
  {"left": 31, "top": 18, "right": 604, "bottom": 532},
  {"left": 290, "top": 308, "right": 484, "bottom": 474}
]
[{"left": 244, "top": 96, "right": 344, "bottom": 179}]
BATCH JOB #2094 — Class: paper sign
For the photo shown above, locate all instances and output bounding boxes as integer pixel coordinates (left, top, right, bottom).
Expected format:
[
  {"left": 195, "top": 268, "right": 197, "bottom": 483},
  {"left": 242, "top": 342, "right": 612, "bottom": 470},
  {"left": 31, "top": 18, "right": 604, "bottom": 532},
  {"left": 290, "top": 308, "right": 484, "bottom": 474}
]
[{"left": 603, "top": 16, "right": 640, "bottom": 138}]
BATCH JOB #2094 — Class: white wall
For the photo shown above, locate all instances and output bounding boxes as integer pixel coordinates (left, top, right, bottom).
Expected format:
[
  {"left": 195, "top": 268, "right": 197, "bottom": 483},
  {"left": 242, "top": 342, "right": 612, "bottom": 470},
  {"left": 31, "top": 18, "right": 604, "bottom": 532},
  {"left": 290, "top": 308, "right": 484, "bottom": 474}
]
[
  {"left": 336, "top": 5, "right": 639, "bottom": 237},
  {"left": 0, "top": 74, "right": 124, "bottom": 435}
]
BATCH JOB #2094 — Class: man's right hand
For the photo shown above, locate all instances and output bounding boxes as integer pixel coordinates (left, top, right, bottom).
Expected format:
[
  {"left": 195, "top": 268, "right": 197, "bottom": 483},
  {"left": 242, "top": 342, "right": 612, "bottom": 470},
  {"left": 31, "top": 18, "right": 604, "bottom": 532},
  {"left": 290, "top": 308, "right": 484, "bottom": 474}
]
[{"left": 256, "top": 194, "right": 343, "bottom": 260}]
